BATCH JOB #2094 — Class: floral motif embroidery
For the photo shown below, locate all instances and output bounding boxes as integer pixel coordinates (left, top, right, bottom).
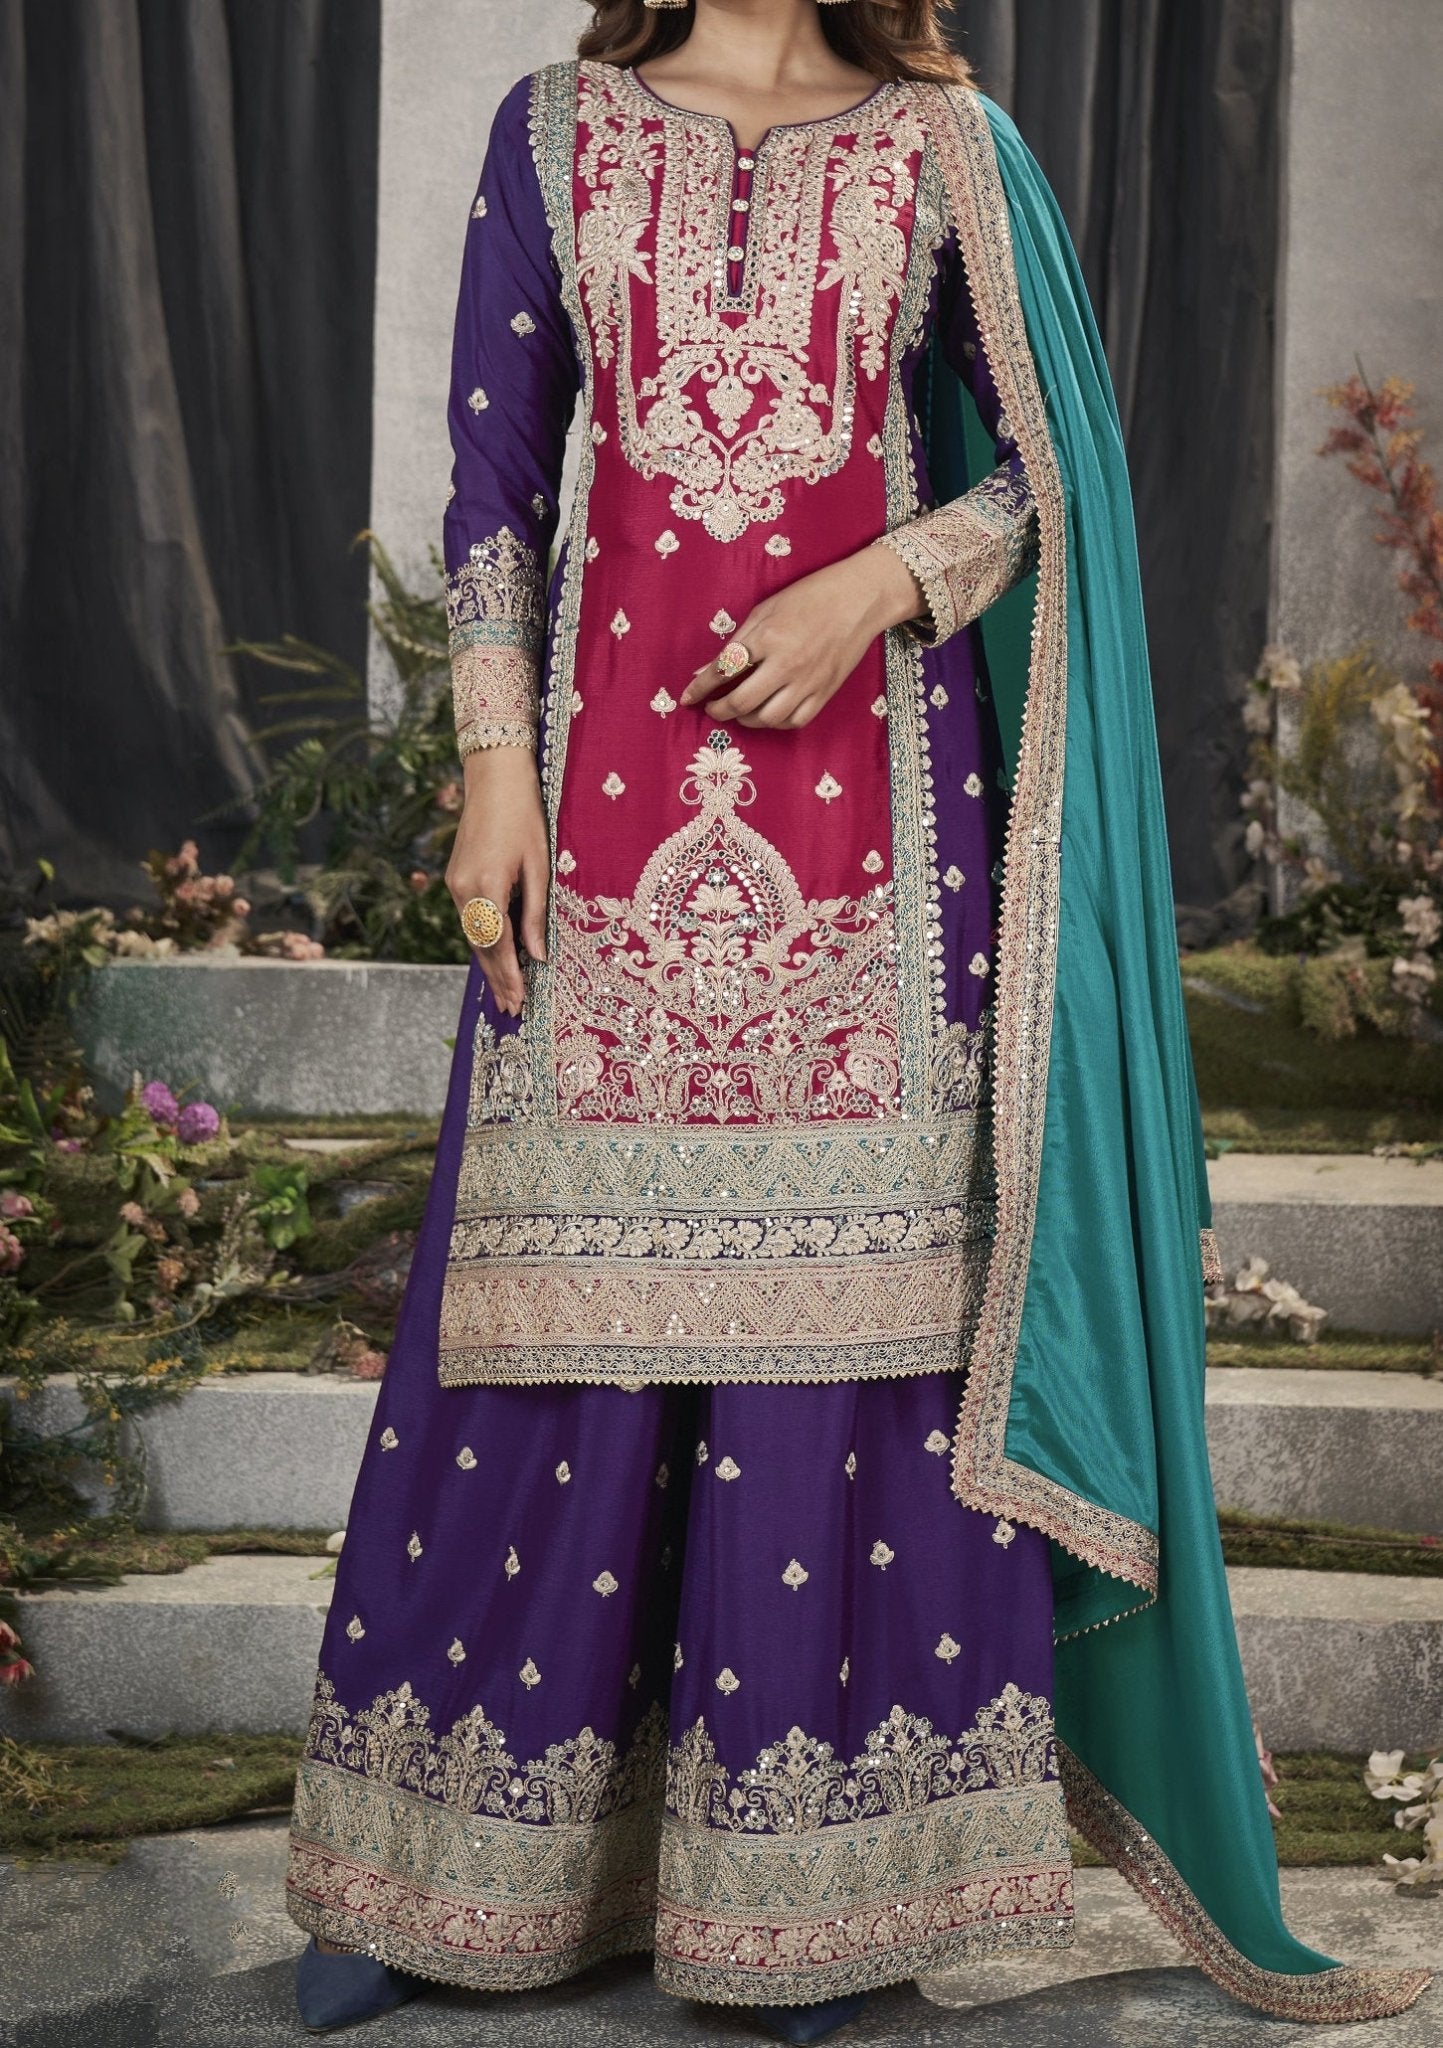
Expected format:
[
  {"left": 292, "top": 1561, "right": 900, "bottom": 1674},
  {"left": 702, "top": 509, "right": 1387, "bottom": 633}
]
[
  {"left": 467, "top": 387, "right": 489, "bottom": 412},
  {"left": 782, "top": 1558, "right": 809, "bottom": 1588},
  {"left": 574, "top": 66, "right": 926, "bottom": 542},
  {"left": 556, "top": 849, "right": 577, "bottom": 874},
  {"left": 709, "top": 609, "right": 736, "bottom": 636},
  {"left": 714, "top": 1455, "right": 741, "bottom": 1481},
  {"left": 519, "top": 1658, "right": 542, "bottom": 1689},
  {"left": 650, "top": 688, "right": 676, "bottom": 716},
  {"left": 345, "top": 1615, "right": 364, "bottom": 1641},
  {"left": 715, "top": 1667, "right": 740, "bottom": 1694},
  {"left": 925, "top": 1429, "right": 950, "bottom": 1455},
  {"left": 556, "top": 1461, "right": 572, "bottom": 1483},
  {"left": 602, "top": 771, "right": 625, "bottom": 798},
  {"left": 504, "top": 1545, "right": 520, "bottom": 1578},
  {"left": 445, "top": 525, "right": 546, "bottom": 753},
  {"left": 764, "top": 534, "right": 792, "bottom": 556},
  {"left": 935, "top": 1633, "right": 961, "bottom": 1663},
  {"left": 447, "top": 1638, "right": 466, "bottom": 1663},
  {"left": 585, "top": 535, "right": 600, "bottom": 560},
  {"left": 881, "top": 464, "right": 1038, "bottom": 649},
  {"left": 471, "top": 193, "right": 487, "bottom": 220},
  {"left": 943, "top": 865, "right": 964, "bottom": 891},
  {"left": 862, "top": 850, "right": 883, "bottom": 874},
  {"left": 814, "top": 772, "right": 843, "bottom": 802},
  {"left": 511, "top": 310, "right": 537, "bottom": 336},
  {"left": 379, "top": 1427, "right": 399, "bottom": 1450},
  {"left": 592, "top": 1570, "right": 619, "bottom": 1596},
  {"left": 456, "top": 1446, "right": 477, "bottom": 1469},
  {"left": 610, "top": 608, "right": 630, "bottom": 636},
  {"left": 406, "top": 1532, "right": 423, "bottom": 1560},
  {"left": 551, "top": 735, "right": 900, "bottom": 1126},
  {"left": 870, "top": 1539, "right": 895, "bottom": 1569},
  {"left": 655, "top": 529, "right": 680, "bottom": 556}
]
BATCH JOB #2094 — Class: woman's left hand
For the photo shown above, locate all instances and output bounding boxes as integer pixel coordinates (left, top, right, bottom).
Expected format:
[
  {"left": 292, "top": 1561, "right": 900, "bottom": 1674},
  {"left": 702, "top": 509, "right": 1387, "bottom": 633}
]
[{"left": 679, "top": 542, "right": 924, "bottom": 730}]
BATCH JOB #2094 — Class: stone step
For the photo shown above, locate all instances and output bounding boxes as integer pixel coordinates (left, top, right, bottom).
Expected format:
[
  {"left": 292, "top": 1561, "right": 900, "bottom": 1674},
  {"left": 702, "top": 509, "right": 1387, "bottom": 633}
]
[
  {"left": 8, "top": 1363, "right": 1440, "bottom": 1536},
  {"left": 1207, "top": 1150, "right": 1443, "bottom": 1336},
  {"left": 1, "top": 1553, "right": 1436, "bottom": 1752}
]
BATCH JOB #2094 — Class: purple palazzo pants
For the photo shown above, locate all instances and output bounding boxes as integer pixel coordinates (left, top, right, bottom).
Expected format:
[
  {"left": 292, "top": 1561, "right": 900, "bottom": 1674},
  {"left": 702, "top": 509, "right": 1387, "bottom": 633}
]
[{"left": 284, "top": 966, "right": 1075, "bottom": 2004}]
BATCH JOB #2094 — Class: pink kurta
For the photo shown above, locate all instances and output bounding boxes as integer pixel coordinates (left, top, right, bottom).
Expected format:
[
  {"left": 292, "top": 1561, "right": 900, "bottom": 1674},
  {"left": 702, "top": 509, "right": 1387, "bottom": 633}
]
[{"left": 439, "top": 61, "right": 1035, "bottom": 1391}]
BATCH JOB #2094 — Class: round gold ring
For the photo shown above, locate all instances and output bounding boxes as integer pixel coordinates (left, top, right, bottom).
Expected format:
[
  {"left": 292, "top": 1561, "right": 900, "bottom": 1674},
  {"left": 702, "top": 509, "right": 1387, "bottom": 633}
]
[
  {"left": 716, "top": 640, "right": 752, "bottom": 680},
  {"left": 459, "top": 895, "right": 505, "bottom": 950}
]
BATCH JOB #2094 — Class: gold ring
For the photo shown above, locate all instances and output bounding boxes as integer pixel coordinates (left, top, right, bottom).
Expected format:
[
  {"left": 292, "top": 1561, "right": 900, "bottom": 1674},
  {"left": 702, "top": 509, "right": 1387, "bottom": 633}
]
[
  {"left": 716, "top": 640, "right": 752, "bottom": 680},
  {"left": 459, "top": 895, "right": 504, "bottom": 950}
]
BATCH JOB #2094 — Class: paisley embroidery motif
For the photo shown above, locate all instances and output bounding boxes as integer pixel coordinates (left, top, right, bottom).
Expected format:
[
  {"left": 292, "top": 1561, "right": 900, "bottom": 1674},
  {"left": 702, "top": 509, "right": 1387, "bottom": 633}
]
[{"left": 552, "top": 733, "right": 900, "bottom": 1125}]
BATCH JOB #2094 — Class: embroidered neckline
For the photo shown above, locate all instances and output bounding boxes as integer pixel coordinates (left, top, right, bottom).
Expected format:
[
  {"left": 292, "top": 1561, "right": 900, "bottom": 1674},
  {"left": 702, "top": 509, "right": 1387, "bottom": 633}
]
[{"left": 621, "top": 62, "right": 896, "bottom": 149}]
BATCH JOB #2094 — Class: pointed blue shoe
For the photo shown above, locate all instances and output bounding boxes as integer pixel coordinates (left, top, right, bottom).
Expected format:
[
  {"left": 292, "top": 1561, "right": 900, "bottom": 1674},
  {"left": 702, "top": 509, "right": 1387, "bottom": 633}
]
[
  {"left": 295, "top": 1934, "right": 425, "bottom": 2033},
  {"left": 751, "top": 1992, "right": 869, "bottom": 2043}
]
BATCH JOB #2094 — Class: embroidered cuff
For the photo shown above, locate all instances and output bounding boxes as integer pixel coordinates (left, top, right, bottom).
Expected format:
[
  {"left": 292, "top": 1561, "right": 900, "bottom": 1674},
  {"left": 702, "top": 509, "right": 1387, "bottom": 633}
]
[
  {"left": 879, "top": 466, "right": 1038, "bottom": 648},
  {"left": 445, "top": 525, "right": 546, "bottom": 754}
]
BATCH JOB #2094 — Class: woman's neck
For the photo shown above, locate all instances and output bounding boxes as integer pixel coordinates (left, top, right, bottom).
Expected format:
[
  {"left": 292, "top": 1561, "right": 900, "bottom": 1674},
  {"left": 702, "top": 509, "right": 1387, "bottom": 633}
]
[{"left": 637, "top": 0, "right": 878, "bottom": 152}]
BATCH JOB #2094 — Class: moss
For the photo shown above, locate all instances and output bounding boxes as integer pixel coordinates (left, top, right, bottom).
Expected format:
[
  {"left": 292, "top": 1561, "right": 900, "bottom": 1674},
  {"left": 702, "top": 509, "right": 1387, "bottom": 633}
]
[
  {"left": 1184, "top": 945, "right": 1443, "bottom": 1135},
  {"left": 8, "top": 1522, "right": 336, "bottom": 1581},
  {"left": 0, "top": 1730, "right": 303, "bottom": 1865},
  {"left": 1207, "top": 1329, "right": 1438, "bottom": 1375},
  {"left": 1217, "top": 1506, "right": 1443, "bottom": 1575}
]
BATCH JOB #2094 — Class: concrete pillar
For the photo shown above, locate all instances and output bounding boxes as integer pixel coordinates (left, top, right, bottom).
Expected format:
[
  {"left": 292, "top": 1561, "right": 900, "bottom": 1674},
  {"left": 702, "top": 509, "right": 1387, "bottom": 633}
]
[
  {"left": 367, "top": 0, "right": 581, "bottom": 715},
  {"left": 1273, "top": 0, "right": 1443, "bottom": 673}
]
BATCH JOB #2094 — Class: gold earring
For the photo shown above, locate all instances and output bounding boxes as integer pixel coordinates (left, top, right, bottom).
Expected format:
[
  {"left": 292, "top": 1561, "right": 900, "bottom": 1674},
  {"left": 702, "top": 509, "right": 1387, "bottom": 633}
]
[{"left": 641, "top": 0, "right": 689, "bottom": 9}]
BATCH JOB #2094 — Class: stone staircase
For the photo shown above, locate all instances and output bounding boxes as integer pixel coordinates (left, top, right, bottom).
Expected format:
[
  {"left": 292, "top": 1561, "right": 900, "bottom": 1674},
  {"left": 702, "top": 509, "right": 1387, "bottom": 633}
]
[{"left": 2, "top": 1156, "right": 1441, "bottom": 1756}]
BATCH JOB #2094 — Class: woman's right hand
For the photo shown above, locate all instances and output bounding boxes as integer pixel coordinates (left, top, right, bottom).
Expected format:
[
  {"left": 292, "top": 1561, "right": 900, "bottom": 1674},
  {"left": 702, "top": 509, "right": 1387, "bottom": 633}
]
[{"left": 445, "top": 749, "right": 550, "bottom": 1017}]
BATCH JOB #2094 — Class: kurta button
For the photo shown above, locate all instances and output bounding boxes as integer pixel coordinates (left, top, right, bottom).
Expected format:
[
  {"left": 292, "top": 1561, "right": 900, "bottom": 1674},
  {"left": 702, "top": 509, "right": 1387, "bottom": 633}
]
[
  {"left": 732, "top": 197, "right": 749, "bottom": 212},
  {"left": 738, "top": 155, "right": 754, "bottom": 170}
]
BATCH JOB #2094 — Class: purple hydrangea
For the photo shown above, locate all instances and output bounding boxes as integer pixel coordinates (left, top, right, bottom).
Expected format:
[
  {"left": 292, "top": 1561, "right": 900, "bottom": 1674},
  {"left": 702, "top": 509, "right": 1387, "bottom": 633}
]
[
  {"left": 176, "top": 1100, "right": 221, "bottom": 1146},
  {"left": 140, "top": 1080, "right": 181, "bottom": 1128}
]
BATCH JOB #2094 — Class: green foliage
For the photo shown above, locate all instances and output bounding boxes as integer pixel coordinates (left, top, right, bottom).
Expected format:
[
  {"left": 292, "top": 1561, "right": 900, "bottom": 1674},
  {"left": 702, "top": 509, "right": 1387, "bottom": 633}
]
[
  {"left": 225, "top": 534, "right": 469, "bottom": 963},
  {"left": 1217, "top": 1506, "right": 1443, "bottom": 1576},
  {"left": 246, "top": 1164, "right": 312, "bottom": 1250}
]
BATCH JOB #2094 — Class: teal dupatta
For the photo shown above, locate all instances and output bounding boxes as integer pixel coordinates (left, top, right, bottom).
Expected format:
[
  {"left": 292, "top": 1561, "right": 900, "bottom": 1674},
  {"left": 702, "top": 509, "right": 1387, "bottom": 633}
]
[{"left": 917, "top": 86, "right": 1430, "bottom": 2024}]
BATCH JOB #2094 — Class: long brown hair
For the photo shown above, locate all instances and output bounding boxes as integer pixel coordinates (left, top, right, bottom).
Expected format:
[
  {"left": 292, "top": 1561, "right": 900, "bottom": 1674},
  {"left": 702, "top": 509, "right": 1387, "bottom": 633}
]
[{"left": 576, "top": 1, "right": 975, "bottom": 88}]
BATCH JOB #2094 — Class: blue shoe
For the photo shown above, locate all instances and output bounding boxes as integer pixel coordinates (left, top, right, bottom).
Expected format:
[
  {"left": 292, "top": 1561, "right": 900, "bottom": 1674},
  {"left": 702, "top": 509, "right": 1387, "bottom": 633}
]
[
  {"left": 752, "top": 1992, "right": 868, "bottom": 2043},
  {"left": 295, "top": 1933, "right": 424, "bottom": 2033}
]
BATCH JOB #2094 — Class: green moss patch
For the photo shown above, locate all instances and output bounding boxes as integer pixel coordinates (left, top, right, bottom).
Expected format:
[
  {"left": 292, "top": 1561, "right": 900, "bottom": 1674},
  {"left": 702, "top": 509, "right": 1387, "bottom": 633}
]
[
  {"left": 1218, "top": 1506, "right": 1443, "bottom": 1574},
  {"left": 0, "top": 1730, "right": 303, "bottom": 1865},
  {"left": 1184, "top": 944, "right": 1443, "bottom": 1144},
  {"left": 1207, "top": 1329, "right": 1438, "bottom": 1374}
]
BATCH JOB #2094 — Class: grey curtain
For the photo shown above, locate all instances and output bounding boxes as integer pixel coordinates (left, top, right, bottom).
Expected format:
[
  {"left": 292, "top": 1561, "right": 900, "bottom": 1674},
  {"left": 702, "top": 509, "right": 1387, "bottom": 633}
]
[
  {"left": 0, "top": 0, "right": 380, "bottom": 907},
  {"left": 954, "top": 1, "right": 1284, "bottom": 912}
]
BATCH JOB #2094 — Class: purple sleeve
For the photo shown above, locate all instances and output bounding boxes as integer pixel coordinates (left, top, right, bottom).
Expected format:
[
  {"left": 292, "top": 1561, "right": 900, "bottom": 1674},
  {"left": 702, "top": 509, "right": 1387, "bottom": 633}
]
[
  {"left": 442, "top": 75, "right": 581, "bottom": 754},
  {"left": 876, "top": 227, "right": 1038, "bottom": 649}
]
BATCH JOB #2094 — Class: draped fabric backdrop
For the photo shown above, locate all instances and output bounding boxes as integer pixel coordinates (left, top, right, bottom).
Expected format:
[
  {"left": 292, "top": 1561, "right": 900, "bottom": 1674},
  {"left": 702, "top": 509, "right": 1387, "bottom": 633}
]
[
  {"left": 0, "top": 0, "right": 380, "bottom": 906},
  {"left": 953, "top": 0, "right": 1284, "bottom": 909},
  {"left": 0, "top": 0, "right": 1275, "bottom": 913}
]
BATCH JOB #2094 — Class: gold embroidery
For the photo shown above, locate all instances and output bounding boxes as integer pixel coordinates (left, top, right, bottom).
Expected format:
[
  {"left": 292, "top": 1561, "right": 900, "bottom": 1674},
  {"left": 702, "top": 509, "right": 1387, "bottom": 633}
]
[
  {"left": 782, "top": 1558, "right": 809, "bottom": 1588},
  {"left": 456, "top": 1446, "right": 477, "bottom": 1469},
  {"left": 655, "top": 1685, "right": 1073, "bottom": 2002},
  {"left": 870, "top": 1539, "right": 895, "bottom": 1569},
  {"left": 552, "top": 735, "right": 900, "bottom": 1126},
  {"left": 406, "top": 1532, "right": 423, "bottom": 1560},
  {"left": 880, "top": 465, "right": 1038, "bottom": 647},
  {"left": 714, "top": 1667, "right": 740, "bottom": 1694},
  {"left": 519, "top": 1658, "right": 541, "bottom": 1689},
  {"left": 714, "top": 1455, "right": 741, "bottom": 1481},
  {"left": 446, "top": 525, "right": 545, "bottom": 753},
  {"left": 1200, "top": 1225, "right": 1224, "bottom": 1288},
  {"left": 920, "top": 84, "right": 1159, "bottom": 1592},
  {"left": 1060, "top": 1745, "right": 1431, "bottom": 2022},
  {"left": 574, "top": 64, "right": 926, "bottom": 542}
]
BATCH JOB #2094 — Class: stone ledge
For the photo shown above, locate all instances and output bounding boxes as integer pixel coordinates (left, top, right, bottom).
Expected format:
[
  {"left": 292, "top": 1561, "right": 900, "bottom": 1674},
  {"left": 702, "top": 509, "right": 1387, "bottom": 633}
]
[
  {"left": 8, "top": 1365, "right": 1438, "bottom": 1535},
  {"left": 1207, "top": 1154, "right": 1443, "bottom": 1336},
  {"left": 1, "top": 1555, "right": 1437, "bottom": 1750},
  {"left": 75, "top": 957, "right": 471, "bottom": 1117}
]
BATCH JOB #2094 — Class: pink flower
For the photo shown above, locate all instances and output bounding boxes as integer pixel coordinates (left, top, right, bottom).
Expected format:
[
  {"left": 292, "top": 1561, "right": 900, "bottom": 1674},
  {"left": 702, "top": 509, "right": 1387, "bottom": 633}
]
[
  {"left": 409, "top": 869, "right": 430, "bottom": 895},
  {"left": 233, "top": 898, "right": 252, "bottom": 920},
  {"left": 53, "top": 1137, "right": 85, "bottom": 1155},
  {"left": 140, "top": 1080, "right": 181, "bottom": 1128},
  {"left": 0, "top": 1655, "right": 35, "bottom": 1686},
  {"left": 0, "top": 1620, "right": 19, "bottom": 1650},
  {"left": 0, "top": 1225, "right": 23, "bottom": 1275},
  {"left": 119, "top": 1201, "right": 148, "bottom": 1228},
  {"left": 177, "top": 1187, "right": 200, "bottom": 1219},
  {"left": 165, "top": 840, "right": 200, "bottom": 878},
  {"left": 0, "top": 1191, "right": 33, "bottom": 1221},
  {"left": 176, "top": 1101, "right": 220, "bottom": 1146},
  {"left": 350, "top": 1347, "right": 389, "bottom": 1381}
]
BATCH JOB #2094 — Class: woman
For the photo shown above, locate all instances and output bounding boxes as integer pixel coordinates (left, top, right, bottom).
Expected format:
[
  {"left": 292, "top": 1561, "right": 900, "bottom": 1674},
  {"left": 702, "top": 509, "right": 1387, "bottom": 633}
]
[{"left": 286, "top": 2, "right": 1431, "bottom": 2039}]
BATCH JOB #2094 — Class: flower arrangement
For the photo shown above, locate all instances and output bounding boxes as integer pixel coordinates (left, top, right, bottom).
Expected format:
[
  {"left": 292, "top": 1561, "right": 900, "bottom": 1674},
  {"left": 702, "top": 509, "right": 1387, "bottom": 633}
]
[
  {"left": 1365, "top": 1751, "right": 1443, "bottom": 1886},
  {"left": 1239, "top": 370, "right": 1442, "bottom": 1037},
  {"left": 1204, "top": 1254, "right": 1327, "bottom": 1344}
]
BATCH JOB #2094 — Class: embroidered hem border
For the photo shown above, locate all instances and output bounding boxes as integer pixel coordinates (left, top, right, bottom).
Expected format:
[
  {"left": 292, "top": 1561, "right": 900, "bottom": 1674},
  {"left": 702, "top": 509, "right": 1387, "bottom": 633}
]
[
  {"left": 286, "top": 1763, "right": 1073, "bottom": 2003},
  {"left": 1059, "top": 1745, "right": 1433, "bottom": 2022},
  {"left": 918, "top": 83, "right": 1160, "bottom": 1599}
]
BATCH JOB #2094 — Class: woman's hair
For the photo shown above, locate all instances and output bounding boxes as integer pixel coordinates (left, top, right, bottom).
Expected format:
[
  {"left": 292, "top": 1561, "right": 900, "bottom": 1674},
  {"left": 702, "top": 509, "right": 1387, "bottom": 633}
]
[{"left": 576, "top": 2, "right": 975, "bottom": 88}]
